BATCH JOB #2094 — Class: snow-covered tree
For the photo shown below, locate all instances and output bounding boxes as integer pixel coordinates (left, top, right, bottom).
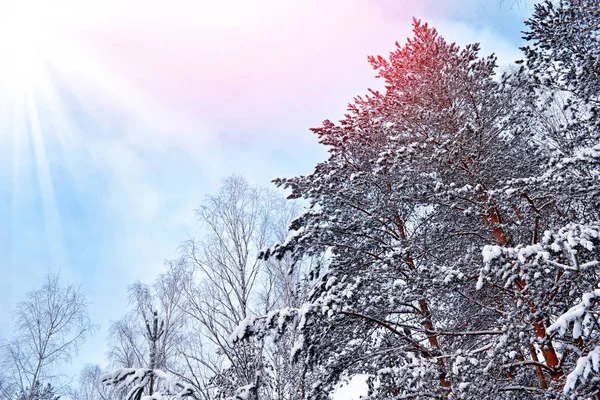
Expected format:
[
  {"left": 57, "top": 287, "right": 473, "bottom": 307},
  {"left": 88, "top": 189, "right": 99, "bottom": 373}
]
[
  {"left": 523, "top": 0, "right": 600, "bottom": 109},
  {"left": 101, "top": 368, "right": 195, "bottom": 400},
  {"left": 102, "top": 311, "right": 196, "bottom": 400},
  {"left": 233, "top": 13, "right": 600, "bottom": 398},
  {"left": 100, "top": 177, "right": 311, "bottom": 400},
  {"left": 234, "top": 19, "right": 536, "bottom": 398},
  {"left": 487, "top": 0, "right": 600, "bottom": 396}
]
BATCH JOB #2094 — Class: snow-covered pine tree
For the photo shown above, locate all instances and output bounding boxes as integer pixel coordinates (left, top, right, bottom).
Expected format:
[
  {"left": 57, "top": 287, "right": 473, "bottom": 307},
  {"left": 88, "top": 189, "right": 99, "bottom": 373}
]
[
  {"left": 101, "top": 368, "right": 195, "bottom": 400},
  {"left": 233, "top": 19, "right": 564, "bottom": 399},
  {"left": 522, "top": 0, "right": 600, "bottom": 111},
  {"left": 476, "top": 0, "right": 600, "bottom": 397}
]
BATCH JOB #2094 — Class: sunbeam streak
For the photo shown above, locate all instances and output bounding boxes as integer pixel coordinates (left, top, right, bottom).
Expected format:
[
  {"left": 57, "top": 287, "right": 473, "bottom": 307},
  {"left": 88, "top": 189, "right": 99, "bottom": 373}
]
[{"left": 27, "top": 92, "right": 68, "bottom": 269}]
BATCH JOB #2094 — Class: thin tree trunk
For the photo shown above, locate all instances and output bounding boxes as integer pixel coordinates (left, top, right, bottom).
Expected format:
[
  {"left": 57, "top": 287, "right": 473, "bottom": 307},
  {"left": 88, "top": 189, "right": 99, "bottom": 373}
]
[
  {"left": 480, "top": 194, "right": 563, "bottom": 384},
  {"left": 394, "top": 213, "right": 452, "bottom": 394},
  {"left": 528, "top": 344, "right": 548, "bottom": 390}
]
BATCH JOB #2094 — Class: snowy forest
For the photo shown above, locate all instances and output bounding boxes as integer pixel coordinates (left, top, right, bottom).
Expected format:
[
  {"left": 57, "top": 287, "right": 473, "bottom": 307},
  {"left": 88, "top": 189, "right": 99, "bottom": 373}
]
[{"left": 1, "top": 0, "right": 600, "bottom": 398}]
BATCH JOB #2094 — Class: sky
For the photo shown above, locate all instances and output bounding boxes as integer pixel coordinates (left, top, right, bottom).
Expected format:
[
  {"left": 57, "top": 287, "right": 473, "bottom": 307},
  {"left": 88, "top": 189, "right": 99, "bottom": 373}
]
[{"left": 0, "top": 0, "right": 536, "bottom": 391}]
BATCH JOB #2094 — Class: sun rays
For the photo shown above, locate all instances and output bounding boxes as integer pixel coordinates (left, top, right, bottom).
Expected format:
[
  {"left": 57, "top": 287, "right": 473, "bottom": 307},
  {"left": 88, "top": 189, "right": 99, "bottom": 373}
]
[
  {"left": 0, "top": 0, "right": 193, "bottom": 270},
  {"left": 0, "top": 0, "right": 325, "bottom": 272},
  {"left": 0, "top": 0, "right": 91, "bottom": 269}
]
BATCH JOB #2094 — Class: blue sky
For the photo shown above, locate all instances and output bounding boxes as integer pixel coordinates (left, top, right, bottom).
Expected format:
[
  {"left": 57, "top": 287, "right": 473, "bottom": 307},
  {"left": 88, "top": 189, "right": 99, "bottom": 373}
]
[{"left": 0, "top": 0, "right": 536, "bottom": 382}]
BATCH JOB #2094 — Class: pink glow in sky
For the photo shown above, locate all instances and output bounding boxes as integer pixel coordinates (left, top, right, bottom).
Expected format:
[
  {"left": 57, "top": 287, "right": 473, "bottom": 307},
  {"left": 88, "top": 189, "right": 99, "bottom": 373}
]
[
  {"left": 39, "top": 0, "right": 425, "bottom": 138},
  {"left": 85, "top": 1, "right": 412, "bottom": 123}
]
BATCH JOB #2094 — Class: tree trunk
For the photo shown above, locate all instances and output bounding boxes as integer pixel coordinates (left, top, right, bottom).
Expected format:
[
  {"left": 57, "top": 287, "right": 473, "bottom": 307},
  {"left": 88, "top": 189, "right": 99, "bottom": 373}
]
[
  {"left": 480, "top": 196, "right": 563, "bottom": 385},
  {"left": 394, "top": 213, "right": 452, "bottom": 394}
]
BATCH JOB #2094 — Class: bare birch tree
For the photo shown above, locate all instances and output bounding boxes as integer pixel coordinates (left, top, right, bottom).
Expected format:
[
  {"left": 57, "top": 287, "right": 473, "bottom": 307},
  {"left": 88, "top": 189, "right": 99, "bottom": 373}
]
[
  {"left": 0, "top": 273, "right": 95, "bottom": 400},
  {"left": 178, "top": 176, "right": 270, "bottom": 399},
  {"left": 178, "top": 176, "right": 310, "bottom": 399},
  {"left": 100, "top": 263, "right": 198, "bottom": 400},
  {"left": 71, "top": 365, "right": 119, "bottom": 400},
  {"left": 107, "top": 263, "right": 188, "bottom": 373}
]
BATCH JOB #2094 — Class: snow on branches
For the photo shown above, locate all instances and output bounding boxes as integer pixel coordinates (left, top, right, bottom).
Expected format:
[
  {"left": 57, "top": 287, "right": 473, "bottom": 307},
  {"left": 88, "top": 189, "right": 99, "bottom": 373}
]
[
  {"left": 101, "top": 368, "right": 195, "bottom": 400},
  {"left": 478, "top": 223, "right": 600, "bottom": 290}
]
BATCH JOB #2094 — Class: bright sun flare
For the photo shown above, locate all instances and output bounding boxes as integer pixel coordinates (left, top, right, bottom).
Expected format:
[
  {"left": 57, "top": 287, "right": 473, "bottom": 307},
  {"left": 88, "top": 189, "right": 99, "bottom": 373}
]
[{"left": 0, "top": 0, "right": 57, "bottom": 94}]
